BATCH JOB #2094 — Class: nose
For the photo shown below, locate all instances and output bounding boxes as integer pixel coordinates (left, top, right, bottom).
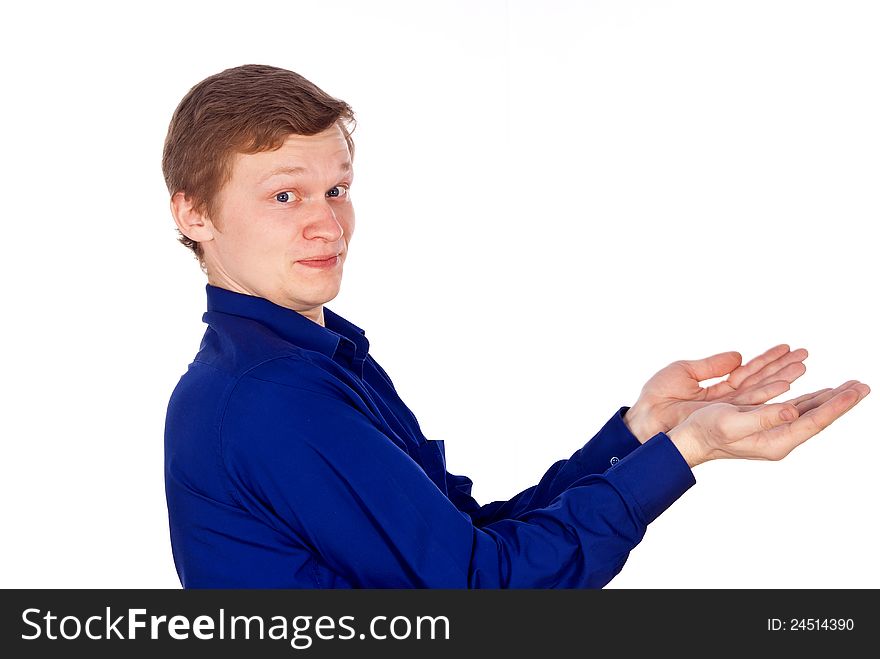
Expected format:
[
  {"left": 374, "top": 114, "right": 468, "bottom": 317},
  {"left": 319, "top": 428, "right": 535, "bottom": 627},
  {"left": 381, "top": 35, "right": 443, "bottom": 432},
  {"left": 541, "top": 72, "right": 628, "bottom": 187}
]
[{"left": 302, "top": 198, "right": 344, "bottom": 242}]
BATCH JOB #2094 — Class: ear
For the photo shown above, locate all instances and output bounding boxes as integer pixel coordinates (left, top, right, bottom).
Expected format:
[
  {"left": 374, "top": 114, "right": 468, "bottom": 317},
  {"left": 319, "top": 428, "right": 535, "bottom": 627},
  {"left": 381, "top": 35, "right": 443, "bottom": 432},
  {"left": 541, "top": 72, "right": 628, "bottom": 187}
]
[{"left": 170, "top": 191, "right": 216, "bottom": 245}]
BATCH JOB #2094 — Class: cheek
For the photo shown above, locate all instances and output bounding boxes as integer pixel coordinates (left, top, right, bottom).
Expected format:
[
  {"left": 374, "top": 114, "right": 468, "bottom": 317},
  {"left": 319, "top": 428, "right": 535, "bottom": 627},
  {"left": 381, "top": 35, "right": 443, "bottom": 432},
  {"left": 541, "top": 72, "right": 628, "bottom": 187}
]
[{"left": 223, "top": 207, "right": 283, "bottom": 258}]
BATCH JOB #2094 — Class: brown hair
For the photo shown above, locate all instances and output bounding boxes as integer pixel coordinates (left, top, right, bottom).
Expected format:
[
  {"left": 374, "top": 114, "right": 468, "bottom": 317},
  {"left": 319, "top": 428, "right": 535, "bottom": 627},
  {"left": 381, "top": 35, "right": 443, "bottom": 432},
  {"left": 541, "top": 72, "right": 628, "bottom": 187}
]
[{"left": 162, "top": 64, "right": 355, "bottom": 267}]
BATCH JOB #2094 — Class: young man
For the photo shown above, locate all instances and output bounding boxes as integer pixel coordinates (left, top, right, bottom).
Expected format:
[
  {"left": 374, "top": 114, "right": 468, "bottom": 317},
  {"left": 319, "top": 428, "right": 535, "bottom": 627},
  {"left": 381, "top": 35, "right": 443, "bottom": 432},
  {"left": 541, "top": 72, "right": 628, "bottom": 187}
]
[{"left": 163, "top": 64, "right": 869, "bottom": 588}]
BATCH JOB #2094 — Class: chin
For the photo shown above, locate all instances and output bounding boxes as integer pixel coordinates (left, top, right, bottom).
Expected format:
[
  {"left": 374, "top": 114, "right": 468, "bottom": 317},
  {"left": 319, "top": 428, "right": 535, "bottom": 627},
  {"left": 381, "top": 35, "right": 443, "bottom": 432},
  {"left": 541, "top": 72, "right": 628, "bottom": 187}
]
[{"left": 294, "top": 286, "right": 341, "bottom": 307}]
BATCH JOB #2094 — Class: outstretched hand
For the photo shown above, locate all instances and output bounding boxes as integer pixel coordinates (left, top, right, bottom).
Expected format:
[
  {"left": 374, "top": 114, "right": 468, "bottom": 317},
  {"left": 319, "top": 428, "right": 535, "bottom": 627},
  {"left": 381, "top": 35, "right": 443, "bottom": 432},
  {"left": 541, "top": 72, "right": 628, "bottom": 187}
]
[
  {"left": 666, "top": 380, "right": 871, "bottom": 467},
  {"left": 624, "top": 344, "right": 808, "bottom": 442}
]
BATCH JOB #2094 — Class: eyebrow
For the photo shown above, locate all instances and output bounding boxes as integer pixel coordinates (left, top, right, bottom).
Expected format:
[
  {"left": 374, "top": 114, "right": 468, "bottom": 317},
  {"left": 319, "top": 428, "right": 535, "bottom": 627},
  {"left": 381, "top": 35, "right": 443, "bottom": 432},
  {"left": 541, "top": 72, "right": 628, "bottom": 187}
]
[{"left": 259, "top": 161, "right": 352, "bottom": 184}]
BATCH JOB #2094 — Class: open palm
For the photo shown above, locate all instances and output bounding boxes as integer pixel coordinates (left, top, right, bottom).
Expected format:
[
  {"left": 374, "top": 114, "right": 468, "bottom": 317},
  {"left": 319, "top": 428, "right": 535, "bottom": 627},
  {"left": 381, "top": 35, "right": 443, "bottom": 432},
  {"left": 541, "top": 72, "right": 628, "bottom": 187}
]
[
  {"left": 626, "top": 344, "right": 808, "bottom": 441},
  {"left": 668, "top": 380, "right": 870, "bottom": 466}
]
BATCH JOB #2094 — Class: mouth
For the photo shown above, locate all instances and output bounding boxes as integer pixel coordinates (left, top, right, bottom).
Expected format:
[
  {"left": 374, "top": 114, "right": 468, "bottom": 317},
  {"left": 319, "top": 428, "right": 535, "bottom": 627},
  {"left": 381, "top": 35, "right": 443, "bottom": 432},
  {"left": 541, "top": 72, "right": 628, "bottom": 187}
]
[{"left": 296, "top": 253, "right": 341, "bottom": 269}]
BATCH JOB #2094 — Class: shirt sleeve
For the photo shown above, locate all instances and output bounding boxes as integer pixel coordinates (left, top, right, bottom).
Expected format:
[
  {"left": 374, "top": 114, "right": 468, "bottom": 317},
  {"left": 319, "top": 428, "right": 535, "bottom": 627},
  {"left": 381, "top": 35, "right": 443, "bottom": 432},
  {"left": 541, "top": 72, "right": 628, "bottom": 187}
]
[
  {"left": 221, "top": 373, "right": 695, "bottom": 588},
  {"left": 447, "top": 406, "right": 643, "bottom": 526}
]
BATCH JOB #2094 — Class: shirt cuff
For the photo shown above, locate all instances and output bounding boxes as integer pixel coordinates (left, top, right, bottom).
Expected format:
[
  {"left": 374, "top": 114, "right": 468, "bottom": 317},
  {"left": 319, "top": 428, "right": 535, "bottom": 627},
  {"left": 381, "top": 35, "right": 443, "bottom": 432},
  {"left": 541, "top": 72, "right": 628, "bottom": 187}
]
[
  {"left": 575, "top": 406, "right": 642, "bottom": 470},
  {"left": 603, "top": 431, "right": 696, "bottom": 525}
]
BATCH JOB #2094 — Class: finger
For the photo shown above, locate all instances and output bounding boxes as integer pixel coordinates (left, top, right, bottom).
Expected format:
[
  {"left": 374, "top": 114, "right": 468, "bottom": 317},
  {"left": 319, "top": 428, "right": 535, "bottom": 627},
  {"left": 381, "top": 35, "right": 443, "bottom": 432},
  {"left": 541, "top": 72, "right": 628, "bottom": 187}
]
[
  {"left": 728, "top": 379, "right": 791, "bottom": 405},
  {"left": 764, "top": 383, "right": 870, "bottom": 454},
  {"left": 735, "top": 384, "right": 842, "bottom": 413},
  {"left": 682, "top": 351, "right": 742, "bottom": 382},
  {"left": 796, "top": 381, "right": 865, "bottom": 417},
  {"left": 794, "top": 389, "right": 839, "bottom": 415},
  {"left": 736, "top": 348, "right": 808, "bottom": 390},
  {"left": 706, "top": 359, "right": 805, "bottom": 400},
  {"left": 738, "top": 348, "right": 807, "bottom": 389},
  {"left": 726, "top": 344, "right": 790, "bottom": 389},
  {"left": 746, "top": 361, "right": 807, "bottom": 391},
  {"left": 785, "top": 387, "right": 832, "bottom": 408},
  {"left": 723, "top": 401, "right": 801, "bottom": 437}
]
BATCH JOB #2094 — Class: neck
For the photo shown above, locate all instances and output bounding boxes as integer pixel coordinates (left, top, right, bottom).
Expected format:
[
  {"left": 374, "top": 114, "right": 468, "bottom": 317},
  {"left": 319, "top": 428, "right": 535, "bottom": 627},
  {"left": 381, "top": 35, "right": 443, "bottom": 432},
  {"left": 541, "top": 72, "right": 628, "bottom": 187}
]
[{"left": 206, "top": 273, "right": 326, "bottom": 327}]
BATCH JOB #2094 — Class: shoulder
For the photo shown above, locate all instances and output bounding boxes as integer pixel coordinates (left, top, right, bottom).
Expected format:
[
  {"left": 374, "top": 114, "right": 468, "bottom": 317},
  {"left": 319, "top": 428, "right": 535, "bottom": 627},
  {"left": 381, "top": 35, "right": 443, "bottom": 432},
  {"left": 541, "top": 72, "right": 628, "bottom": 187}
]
[
  {"left": 233, "top": 355, "right": 350, "bottom": 405},
  {"left": 221, "top": 353, "right": 369, "bottom": 437},
  {"left": 218, "top": 357, "right": 383, "bottom": 482}
]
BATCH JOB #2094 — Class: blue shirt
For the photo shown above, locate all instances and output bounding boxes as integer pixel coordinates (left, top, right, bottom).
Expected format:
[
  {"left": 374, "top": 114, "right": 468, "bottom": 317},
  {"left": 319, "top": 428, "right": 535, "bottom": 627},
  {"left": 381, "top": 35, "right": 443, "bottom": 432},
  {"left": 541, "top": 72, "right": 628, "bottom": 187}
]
[{"left": 164, "top": 284, "right": 696, "bottom": 588}]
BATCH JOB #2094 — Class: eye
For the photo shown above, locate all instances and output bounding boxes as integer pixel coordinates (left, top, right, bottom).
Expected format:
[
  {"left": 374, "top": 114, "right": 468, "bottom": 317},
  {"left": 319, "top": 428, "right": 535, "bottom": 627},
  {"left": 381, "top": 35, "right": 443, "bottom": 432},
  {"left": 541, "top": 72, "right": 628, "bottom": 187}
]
[
  {"left": 326, "top": 185, "right": 349, "bottom": 199},
  {"left": 275, "top": 191, "right": 293, "bottom": 203}
]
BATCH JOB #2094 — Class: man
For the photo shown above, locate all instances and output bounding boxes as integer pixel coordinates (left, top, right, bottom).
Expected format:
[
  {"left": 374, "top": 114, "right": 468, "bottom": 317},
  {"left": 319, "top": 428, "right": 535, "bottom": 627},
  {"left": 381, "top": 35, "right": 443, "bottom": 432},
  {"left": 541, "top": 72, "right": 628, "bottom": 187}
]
[{"left": 163, "top": 64, "right": 869, "bottom": 588}]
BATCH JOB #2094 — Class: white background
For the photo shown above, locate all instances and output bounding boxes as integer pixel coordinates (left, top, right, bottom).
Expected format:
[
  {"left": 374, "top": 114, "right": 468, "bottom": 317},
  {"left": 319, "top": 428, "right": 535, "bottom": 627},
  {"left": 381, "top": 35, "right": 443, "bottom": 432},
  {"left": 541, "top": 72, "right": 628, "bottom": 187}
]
[{"left": 1, "top": 0, "right": 877, "bottom": 588}]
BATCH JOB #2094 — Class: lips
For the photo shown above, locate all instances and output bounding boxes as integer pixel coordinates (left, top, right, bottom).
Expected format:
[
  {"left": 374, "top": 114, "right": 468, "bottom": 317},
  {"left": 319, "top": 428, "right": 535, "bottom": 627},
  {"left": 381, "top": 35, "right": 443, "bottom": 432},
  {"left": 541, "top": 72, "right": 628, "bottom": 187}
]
[
  {"left": 296, "top": 252, "right": 341, "bottom": 269},
  {"left": 299, "top": 253, "right": 340, "bottom": 262}
]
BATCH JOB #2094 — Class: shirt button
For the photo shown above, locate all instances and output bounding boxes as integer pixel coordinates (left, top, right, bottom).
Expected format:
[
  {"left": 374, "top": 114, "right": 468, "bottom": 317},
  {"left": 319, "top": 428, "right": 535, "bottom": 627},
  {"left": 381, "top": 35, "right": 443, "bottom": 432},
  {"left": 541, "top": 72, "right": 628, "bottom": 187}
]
[{"left": 610, "top": 456, "right": 619, "bottom": 466}]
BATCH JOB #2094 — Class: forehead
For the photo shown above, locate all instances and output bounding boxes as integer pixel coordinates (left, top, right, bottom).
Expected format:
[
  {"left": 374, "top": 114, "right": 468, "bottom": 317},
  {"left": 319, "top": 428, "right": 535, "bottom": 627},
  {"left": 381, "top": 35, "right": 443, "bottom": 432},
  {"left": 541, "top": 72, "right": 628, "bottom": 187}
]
[{"left": 230, "top": 125, "right": 351, "bottom": 182}]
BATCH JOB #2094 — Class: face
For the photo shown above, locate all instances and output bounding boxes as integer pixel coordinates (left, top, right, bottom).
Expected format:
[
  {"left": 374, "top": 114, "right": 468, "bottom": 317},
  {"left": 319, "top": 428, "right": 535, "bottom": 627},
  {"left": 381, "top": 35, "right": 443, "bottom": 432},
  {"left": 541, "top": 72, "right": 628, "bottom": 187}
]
[{"left": 201, "top": 125, "right": 354, "bottom": 322}]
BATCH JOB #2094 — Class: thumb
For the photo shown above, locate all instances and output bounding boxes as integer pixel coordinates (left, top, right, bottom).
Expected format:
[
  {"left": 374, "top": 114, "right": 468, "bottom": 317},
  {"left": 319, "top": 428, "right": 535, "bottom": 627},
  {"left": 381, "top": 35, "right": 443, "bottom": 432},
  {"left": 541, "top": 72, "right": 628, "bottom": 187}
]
[
  {"left": 684, "top": 351, "right": 742, "bottom": 381},
  {"left": 729, "top": 402, "right": 800, "bottom": 437}
]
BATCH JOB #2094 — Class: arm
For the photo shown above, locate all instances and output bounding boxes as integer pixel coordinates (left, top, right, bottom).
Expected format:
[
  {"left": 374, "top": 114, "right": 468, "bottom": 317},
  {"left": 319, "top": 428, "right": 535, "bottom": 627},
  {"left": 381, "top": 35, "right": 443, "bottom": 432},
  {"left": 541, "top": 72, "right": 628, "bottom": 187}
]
[
  {"left": 220, "top": 373, "right": 695, "bottom": 588},
  {"left": 449, "top": 343, "right": 810, "bottom": 525},
  {"left": 447, "top": 406, "right": 642, "bottom": 526}
]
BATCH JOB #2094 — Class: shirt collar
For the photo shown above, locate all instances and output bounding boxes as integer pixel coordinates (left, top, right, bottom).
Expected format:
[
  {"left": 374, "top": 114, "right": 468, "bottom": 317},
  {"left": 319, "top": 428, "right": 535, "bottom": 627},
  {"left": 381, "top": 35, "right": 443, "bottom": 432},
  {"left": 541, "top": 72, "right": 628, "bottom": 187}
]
[{"left": 204, "top": 284, "right": 370, "bottom": 371}]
